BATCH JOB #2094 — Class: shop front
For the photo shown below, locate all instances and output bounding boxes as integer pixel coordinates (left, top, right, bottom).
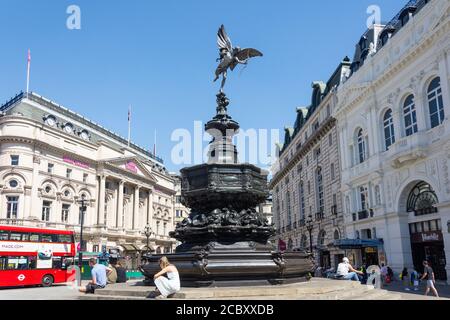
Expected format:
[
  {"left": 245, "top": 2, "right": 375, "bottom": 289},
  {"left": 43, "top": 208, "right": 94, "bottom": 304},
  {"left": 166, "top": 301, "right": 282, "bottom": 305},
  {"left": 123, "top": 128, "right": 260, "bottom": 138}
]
[
  {"left": 410, "top": 229, "right": 447, "bottom": 281},
  {"left": 333, "top": 239, "right": 385, "bottom": 268}
]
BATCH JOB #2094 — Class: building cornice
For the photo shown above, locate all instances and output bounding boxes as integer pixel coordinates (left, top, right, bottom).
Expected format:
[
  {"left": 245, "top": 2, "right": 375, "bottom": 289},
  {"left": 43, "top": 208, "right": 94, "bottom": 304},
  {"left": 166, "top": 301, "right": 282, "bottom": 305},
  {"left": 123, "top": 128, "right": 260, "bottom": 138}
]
[{"left": 337, "top": 15, "right": 450, "bottom": 117}]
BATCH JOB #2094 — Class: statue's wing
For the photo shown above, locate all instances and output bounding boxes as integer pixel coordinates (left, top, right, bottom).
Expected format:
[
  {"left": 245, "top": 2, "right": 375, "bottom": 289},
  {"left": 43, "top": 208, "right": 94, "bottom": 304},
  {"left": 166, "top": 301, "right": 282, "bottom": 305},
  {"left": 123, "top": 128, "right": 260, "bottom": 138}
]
[
  {"left": 217, "top": 25, "right": 233, "bottom": 51},
  {"left": 236, "top": 48, "right": 263, "bottom": 60},
  {"left": 230, "top": 48, "right": 263, "bottom": 71}
]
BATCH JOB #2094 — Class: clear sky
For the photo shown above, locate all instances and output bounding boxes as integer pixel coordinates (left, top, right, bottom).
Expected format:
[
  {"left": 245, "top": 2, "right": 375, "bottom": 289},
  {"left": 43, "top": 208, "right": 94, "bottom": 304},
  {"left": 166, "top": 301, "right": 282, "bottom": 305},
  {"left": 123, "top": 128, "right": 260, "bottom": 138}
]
[{"left": 0, "top": 0, "right": 406, "bottom": 172}]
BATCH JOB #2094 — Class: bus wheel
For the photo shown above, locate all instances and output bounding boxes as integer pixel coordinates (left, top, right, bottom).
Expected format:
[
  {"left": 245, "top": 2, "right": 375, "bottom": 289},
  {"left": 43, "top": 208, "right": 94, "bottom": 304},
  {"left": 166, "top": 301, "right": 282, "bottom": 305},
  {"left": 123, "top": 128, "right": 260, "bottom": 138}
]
[{"left": 41, "top": 275, "right": 54, "bottom": 287}]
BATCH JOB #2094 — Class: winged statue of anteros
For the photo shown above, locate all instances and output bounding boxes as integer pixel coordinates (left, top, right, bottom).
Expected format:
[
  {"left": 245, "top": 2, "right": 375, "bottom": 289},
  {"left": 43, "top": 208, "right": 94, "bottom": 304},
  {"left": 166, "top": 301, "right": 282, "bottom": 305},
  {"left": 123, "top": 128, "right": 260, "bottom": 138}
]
[{"left": 214, "top": 25, "right": 263, "bottom": 93}]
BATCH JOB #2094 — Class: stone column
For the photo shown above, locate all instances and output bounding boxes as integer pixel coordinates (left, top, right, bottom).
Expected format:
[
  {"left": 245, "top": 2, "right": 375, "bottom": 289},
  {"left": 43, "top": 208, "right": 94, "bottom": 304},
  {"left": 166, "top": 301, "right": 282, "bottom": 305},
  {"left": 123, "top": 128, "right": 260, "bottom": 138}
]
[
  {"left": 385, "top": 212, "right": 414, "bottom": 273},
  {"left": 111, "top": 184, "right": 118, "bottom": 228},
  {"left": 23, "top": 187, "right": 32, "bottom": 221},
  {"left": 29, "top": 155, "right": 41, "bottom": 220},
  {"left": 147, "top": 189, "right": 153, "bottom": 226},
  {"left": 339, "top": 126, "right": 349, "bottom": 170},
  {"left": 437, "top": 51, "right": 450, "bottom": 120},
  {"left": 117, "top": 181, "right": 124, "bottom": 228},
  {"left": 97, "top": 175, "right": 106, "bottom": 225},
  {"left": 133, "top": 186, "right": 140, "bottom": 230},
  {"left": 414, "top": 88, "right": 428, "bottom": 131},
  {"left": 368, "top": 106, "right": 379, "bottom": 154},
  {"left": 392, "top": 109, "right": 402, "bottom": 144}
]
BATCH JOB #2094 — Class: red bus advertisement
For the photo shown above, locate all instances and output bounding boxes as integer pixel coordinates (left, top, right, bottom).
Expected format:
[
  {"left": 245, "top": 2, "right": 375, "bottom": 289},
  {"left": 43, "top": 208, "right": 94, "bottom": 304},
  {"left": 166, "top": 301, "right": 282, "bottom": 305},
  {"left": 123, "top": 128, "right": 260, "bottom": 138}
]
[{"left": 0, "top": 225, "right": 76, "bottom": 288}]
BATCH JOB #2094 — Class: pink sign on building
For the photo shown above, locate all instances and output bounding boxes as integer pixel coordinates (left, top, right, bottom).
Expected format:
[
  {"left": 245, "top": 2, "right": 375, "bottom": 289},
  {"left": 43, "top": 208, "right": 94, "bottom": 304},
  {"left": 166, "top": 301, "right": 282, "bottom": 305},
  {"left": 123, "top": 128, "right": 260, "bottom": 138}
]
[
  {"left": 63, "top": 156, "right": 90, "bottom": 169},
  {"left": 125, "top": 161, "right": 138, "bottom": 173}
]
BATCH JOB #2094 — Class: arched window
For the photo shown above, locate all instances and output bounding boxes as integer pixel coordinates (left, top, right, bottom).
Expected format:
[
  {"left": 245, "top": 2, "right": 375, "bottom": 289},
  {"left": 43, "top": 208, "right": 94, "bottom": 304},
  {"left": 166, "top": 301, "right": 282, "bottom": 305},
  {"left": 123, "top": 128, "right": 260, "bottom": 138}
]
[
  {"left": 315, "top": 167, "right": 324, "bottom": 214},
  {"left": 428, "top": 77, "right": 445, "bottom": 128},
  {"left": 334, "top": 230, "right": 340, "bottom": 240},
  {"left": 403, "top": 95, "right": 418, "bottom": 136},
  {"left": 359, "top": 186, "right": 369, "bottom": 211},
  {"left": 383, "top": 109, "right": 395, "bottom": 150},
  {"left": 299, "top": 181, "right": 305, "bottom": 219},
  {"left": 357, "top": 129, "right": 366, "bottom": 163},
  {"left": 301, "top": 235, "right": 308, "bottom": 249},
  {"left": 318, "top": 230, "right": 326, "bottom": 246},
  {"left": 407, "top": 182, "right": 439, "bottom": 216}
]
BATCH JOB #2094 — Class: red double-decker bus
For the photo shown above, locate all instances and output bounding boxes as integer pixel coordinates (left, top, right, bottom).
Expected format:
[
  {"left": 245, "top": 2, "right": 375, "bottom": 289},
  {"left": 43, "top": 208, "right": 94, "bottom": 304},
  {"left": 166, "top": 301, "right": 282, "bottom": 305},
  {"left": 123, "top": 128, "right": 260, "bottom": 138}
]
[{"left": 0, "top": 225, "right": 76, "bottom": 288}]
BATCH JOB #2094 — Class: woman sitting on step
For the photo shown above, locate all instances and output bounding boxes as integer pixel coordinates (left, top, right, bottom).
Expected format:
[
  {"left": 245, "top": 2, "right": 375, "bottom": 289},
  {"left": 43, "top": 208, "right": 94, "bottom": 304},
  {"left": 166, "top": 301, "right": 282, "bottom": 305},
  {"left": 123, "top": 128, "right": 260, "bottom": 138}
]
[{"left": 152, "top": 257, "right": 181, "bottom": 299}]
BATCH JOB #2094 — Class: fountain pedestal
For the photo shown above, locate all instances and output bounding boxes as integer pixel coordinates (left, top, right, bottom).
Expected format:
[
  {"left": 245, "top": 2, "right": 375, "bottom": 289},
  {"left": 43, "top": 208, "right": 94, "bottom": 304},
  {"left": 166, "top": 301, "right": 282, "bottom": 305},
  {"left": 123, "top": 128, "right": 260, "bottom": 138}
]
[{"left": 140, "top": 93, "right": 314, "bottom": 287}]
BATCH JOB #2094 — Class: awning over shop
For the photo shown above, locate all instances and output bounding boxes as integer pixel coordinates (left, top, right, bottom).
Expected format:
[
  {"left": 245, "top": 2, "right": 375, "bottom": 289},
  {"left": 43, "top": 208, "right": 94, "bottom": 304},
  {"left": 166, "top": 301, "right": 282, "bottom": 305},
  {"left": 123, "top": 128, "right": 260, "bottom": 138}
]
[
  {"left": 333, "top": 239, "right": 384, "bottom": 249},
  {"left": 119, "top": 244, "right": 140, "bottom": 252}
]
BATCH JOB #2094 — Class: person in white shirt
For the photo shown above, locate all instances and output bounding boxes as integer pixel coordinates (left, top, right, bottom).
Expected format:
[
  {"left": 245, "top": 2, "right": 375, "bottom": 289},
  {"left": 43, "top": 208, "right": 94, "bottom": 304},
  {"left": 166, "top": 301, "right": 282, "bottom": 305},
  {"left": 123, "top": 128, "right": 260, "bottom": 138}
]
[{"left": 336, "top": 257, "right": 364, "bottom": 281}]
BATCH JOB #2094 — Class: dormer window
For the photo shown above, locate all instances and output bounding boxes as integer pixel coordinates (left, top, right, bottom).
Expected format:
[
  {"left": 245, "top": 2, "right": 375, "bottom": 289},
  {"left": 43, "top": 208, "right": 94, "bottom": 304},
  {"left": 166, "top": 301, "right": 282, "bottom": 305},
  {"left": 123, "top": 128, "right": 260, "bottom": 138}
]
[
  {"left": 359, "top": 37, "right": 367, "bottom": 51},
  {"left": 399, "top": 6, "right": 417, "bottom": 27},
  {"left": 380, "top": 26, "right": 396, "bottom": 47}
]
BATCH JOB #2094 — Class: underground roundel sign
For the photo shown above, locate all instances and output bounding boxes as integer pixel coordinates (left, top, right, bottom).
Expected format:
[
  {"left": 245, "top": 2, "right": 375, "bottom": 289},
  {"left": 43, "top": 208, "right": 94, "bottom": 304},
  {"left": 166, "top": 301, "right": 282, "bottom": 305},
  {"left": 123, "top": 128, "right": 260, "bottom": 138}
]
[{"left": 18, "top": 274, "right": 26, "bottom": 281}]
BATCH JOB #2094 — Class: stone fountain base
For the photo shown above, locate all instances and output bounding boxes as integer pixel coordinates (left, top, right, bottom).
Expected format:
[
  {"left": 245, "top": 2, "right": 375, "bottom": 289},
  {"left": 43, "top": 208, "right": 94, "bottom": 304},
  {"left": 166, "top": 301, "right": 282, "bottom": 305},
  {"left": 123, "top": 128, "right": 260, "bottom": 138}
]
[{"left": 140, "top": 242, "right": 314, "bottom": 288}]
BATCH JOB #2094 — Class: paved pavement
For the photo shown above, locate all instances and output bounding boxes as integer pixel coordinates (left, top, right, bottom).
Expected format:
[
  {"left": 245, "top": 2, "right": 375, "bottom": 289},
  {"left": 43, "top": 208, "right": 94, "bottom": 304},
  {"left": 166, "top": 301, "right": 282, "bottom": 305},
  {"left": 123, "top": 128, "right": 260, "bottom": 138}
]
[
  {"left": 0, "top": 281, "right": 88, "bottom": 300},
  {"left": 0, "top": 279, "right": 449, "bottom": 300},
  {"left": 381, "top": 279, "right": 450, "bottom": 299}
]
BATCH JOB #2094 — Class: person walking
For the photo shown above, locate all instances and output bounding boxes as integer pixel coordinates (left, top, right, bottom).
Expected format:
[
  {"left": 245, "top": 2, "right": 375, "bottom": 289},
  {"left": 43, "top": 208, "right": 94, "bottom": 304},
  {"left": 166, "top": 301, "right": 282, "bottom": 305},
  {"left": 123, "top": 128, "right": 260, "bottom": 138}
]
[
  {"left": 79, "top": 258, "right": 112, "bottom": 294},
  {"left": 420, "top": 261, "right": 439, "bottom": 297},
  {"left": 410, "top": 268, "right": 420, "bottom": 291},
  {"left": 152, "top": 256, "right": 181, "bottom": 299},
  {"left": 336, "top": 257, "right": 364, "bottom": 282}
]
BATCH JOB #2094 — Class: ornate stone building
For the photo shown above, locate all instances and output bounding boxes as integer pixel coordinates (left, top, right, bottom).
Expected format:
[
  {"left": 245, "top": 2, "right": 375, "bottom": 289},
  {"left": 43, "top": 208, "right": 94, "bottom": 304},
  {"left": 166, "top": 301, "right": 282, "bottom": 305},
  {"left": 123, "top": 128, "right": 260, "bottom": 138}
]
[
  {"left": 335, "top": 0, "right": 450, "bottom": 281},
  {"left": 270, "top": 59, "right": 350, "bottom": 270},
  {"left": 171, "top": 173, "right": 190, "bottom": 226},
  {"left": 0, "top": 92, "right": 177, "bottom": 267}
]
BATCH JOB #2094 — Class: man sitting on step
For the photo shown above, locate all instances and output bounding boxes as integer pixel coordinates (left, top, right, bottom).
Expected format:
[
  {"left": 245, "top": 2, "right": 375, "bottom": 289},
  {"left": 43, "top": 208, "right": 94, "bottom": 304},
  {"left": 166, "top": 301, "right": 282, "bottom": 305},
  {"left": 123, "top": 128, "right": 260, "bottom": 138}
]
[
  {"left": 335, "top": 257, "right": 364, "bottom": 282},
  {"left": 79, "top": 258, "right": 112, "bottom": 294}
]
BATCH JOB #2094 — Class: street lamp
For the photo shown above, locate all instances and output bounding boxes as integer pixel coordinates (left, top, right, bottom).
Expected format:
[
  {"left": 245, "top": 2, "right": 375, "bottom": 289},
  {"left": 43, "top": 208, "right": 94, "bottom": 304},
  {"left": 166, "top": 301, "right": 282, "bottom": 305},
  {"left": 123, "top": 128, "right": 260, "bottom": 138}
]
[
  {"left": 306, "top": 214, "right": 314, "bottom": 254},
  {"left": 144, "top": 224, "right": 153, "bottom": 254},
  {"left": 76, "top": 193, "right": 90, "bottom": 286}
]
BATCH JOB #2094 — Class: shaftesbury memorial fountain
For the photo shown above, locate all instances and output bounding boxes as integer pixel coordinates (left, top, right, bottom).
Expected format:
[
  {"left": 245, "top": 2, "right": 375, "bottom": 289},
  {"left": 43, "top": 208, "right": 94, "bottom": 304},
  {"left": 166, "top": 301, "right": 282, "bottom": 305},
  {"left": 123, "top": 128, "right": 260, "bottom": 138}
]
[{"left": 141, "top": 25, "right": 314, "bottom": 287}]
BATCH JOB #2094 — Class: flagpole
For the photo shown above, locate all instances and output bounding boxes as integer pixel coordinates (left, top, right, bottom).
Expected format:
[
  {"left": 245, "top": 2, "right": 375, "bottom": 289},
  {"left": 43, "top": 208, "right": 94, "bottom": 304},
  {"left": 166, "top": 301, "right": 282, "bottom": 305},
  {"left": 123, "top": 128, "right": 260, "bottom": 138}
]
[
  {"left": 26, "top": 49, "right": 31, "bottom": 98},
  {"left": 153, "top": 129, "right": 157, "bottom": 156},
  {"left": 128, "top": 105, "right": 131, "bottom": 147}
]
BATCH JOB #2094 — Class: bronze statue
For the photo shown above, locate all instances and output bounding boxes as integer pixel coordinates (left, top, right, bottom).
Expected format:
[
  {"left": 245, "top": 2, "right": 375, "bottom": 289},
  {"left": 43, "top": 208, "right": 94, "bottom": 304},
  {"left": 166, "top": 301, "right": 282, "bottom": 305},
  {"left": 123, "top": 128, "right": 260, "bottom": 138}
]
[{"left": 214, "top": 25, "right": 263, "bottom": 92}]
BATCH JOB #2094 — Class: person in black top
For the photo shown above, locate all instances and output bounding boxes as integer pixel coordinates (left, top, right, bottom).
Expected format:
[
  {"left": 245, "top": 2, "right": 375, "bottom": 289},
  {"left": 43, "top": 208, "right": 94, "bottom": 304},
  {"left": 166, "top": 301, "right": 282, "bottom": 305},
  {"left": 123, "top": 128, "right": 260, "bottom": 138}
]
[
  {"left": 115, "top": 261, "right": 127, "bottom": 283},
  {"left": 421, "top": 261, "right": 439, "bottom": 297}
]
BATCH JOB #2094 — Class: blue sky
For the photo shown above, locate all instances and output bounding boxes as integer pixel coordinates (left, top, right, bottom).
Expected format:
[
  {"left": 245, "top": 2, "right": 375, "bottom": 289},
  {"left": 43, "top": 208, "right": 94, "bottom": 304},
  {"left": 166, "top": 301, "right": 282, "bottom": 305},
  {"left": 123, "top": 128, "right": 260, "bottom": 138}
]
[{"left": 0, "top": 0, "right": 405, "bottom": 172}]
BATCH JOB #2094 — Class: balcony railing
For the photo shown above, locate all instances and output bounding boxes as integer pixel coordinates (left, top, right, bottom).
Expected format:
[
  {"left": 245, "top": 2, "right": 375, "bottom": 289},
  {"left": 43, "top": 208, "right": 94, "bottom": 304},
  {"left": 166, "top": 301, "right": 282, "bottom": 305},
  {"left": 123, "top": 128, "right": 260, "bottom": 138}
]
[
  {"left": 299, "top": 219, "right": 305, "bottom": 227},
  {"left": 286, "top": 224, "right": 292, "bottom": 232}
]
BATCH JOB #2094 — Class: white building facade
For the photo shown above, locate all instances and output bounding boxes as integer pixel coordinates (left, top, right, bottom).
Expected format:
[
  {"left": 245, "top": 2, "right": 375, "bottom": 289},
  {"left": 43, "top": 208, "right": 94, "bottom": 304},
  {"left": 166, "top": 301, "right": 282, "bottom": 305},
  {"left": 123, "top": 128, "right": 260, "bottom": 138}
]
[
  {"left": 335, "top": 0, "right": 450, "bottom": 281},
  {"left": 0, "top": 92, "right": 177, "bottom": 268}
]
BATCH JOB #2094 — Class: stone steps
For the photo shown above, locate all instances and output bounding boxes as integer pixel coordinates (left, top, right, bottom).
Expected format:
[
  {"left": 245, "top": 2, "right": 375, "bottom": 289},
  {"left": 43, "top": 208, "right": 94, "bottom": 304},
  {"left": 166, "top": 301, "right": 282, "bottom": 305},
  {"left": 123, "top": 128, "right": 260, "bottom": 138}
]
[{"left": 79, "top": 279, "right": 402, "bottom": 301}]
